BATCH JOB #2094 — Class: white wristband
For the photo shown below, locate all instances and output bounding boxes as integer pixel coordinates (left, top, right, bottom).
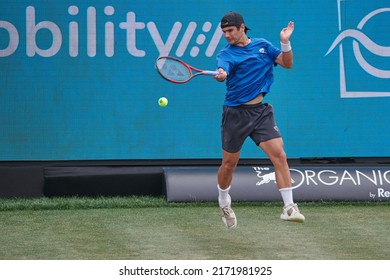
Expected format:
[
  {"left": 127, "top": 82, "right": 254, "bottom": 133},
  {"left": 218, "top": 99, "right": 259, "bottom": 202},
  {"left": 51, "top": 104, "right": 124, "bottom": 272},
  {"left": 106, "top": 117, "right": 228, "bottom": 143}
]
[{"left": 281, "top": 41, "right": 292, "bottom": 52}]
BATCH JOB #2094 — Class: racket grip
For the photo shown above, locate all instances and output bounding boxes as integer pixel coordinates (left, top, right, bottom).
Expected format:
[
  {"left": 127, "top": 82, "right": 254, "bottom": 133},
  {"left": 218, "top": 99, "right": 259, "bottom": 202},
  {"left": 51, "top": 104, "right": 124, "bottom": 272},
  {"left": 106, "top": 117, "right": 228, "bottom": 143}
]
[{"left": 203, "top": 70, "right": 220, "bottom": 76}]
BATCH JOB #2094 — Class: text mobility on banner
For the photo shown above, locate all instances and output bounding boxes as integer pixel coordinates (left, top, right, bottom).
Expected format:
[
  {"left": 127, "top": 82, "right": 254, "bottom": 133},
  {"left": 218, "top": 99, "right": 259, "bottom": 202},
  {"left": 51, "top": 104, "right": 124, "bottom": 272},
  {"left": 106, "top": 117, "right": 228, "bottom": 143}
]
[{"left": 164, "top": 166, "right": 390, "bottom": 202}]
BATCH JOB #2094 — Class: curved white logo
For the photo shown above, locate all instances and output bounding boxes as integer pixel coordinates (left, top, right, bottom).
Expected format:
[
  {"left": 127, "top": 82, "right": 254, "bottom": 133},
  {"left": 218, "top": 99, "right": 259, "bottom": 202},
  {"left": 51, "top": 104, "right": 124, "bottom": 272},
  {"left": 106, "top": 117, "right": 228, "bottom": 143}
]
[
  {"left": 326, "top": 8, "right": 390, "bottom": 78},
  {"left": 325, "top": 1, "right": 390, "bottom": 98}
]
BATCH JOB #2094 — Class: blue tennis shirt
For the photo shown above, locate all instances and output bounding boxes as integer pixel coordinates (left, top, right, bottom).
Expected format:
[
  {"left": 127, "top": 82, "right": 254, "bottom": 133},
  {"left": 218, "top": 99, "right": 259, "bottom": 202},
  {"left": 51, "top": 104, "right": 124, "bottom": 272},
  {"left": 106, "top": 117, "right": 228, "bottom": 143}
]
[{"left": 216, "top": 38, "right": 282, "bottom": 106}]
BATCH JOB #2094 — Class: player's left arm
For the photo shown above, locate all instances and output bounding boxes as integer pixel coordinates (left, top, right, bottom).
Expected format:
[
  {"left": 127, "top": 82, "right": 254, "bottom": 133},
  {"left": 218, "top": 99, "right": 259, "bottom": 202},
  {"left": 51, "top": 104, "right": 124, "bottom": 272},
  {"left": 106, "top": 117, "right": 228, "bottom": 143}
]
[{"left": 275, "top": 21, "right": 294, "bottom": 69}]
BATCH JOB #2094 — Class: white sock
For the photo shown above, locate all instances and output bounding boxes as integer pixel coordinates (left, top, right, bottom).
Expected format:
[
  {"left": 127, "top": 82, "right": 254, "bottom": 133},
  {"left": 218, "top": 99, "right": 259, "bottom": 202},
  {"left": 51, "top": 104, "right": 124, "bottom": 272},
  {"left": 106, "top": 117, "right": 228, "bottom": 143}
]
[
  {"left": 217, "top": 185, "right": 231, "bottom": 207},
  {"left": 279, "top": 187, "right": 294, "bottom": 207}
]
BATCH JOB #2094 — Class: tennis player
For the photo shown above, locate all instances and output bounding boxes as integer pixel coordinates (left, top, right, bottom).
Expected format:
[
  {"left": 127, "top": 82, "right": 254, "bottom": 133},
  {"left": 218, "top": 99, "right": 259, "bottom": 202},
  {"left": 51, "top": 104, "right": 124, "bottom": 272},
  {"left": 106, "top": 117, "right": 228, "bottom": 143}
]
[{"left": 214, "top": 12, "right": 305, "bottom": 229}]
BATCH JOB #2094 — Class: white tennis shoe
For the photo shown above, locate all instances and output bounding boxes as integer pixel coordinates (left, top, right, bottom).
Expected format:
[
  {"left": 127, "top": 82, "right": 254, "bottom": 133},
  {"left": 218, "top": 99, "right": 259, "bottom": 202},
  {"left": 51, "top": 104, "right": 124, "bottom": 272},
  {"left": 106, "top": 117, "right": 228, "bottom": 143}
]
[
  {"left": 220, "top": 204, "right": 237, "bottom": 229},
  {"left": 280, "top": 203, "right": 305, "bottom": 223}
]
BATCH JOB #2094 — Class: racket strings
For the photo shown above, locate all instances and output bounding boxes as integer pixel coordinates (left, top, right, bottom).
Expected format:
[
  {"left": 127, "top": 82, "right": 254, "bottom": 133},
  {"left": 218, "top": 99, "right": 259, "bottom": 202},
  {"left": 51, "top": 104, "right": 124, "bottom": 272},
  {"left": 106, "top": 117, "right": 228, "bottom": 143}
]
[{"left": 157, "top": 58, "right": 191, "bottom": 82}]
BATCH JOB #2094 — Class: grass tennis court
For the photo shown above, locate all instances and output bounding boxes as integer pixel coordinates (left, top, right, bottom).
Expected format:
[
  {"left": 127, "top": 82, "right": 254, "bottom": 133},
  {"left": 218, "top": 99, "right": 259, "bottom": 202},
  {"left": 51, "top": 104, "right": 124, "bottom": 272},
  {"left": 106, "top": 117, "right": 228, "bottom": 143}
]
[{"left": 0, "top": 196, "right": 389, "bottom": 260}]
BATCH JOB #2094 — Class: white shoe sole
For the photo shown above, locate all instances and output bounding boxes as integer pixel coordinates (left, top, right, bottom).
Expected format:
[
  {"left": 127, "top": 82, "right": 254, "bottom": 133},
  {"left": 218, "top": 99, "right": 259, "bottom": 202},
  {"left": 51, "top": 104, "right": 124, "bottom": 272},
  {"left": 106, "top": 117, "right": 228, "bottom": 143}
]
[
  {"left": 222, "top": 216, "right": 237, "bottom": 229},
  {"left": 280, "top": 213, "right": 305, "bottom": 223}
]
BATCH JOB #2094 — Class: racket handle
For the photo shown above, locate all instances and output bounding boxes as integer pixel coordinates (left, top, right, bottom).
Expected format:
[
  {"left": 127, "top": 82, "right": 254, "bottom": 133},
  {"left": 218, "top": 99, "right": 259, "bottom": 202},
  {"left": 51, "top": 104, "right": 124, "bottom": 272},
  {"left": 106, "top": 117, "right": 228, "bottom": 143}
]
[{"left": 203, "top": 70, "right": 220, "bottom": 76}]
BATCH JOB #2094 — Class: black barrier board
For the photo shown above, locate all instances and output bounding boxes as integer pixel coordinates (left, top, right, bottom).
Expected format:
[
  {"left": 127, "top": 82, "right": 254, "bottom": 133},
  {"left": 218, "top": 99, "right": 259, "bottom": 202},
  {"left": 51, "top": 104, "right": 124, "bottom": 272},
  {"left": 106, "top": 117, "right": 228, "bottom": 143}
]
[{"left": 164, "top": 166, "right": 390, "bottom": 202}]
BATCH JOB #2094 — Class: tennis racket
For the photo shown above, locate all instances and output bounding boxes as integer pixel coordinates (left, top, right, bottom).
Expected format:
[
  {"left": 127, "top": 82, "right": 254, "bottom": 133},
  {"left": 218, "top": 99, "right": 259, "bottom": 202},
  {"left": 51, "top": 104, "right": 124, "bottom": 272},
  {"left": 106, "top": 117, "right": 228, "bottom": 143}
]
[{"left": 155, "top": 56, "right": 219, "bottom": 84}]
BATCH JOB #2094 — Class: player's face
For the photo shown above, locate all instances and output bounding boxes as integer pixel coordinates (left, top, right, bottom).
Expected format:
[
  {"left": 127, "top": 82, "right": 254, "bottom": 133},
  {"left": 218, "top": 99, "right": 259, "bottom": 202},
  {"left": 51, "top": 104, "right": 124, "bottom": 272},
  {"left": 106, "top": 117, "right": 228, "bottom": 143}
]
[{"left": 222, "top": 24, "right": 246, "bottom": 46}]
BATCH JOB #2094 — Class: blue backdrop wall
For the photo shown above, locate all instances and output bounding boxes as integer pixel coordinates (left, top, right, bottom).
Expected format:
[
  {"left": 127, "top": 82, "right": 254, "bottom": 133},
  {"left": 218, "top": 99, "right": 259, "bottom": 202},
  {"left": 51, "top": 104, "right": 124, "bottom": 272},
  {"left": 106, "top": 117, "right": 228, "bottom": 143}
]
[{"left": 1, "top": 0, "right": 389, "bottom": 160}]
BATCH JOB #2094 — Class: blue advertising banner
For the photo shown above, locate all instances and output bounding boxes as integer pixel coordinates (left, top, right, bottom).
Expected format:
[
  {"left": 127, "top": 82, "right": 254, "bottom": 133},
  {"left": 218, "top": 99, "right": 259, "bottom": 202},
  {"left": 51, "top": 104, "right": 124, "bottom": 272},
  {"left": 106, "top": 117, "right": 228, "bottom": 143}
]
[{"left": 1, "top": 0, "right": 389, "bottom": 160}]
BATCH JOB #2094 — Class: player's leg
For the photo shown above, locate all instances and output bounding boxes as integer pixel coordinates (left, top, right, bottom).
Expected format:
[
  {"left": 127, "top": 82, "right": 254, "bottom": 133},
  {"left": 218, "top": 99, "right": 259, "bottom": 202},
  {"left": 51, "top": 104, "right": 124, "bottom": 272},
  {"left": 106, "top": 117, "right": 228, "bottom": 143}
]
[
  {"left": 217, "top": 149, "right": 240, "bottom": 229},
  {"left": 218, "top": 149, "right": 240, "bottom": 190},
  {"left": 217, "top": 104, "right": 249, "bottom": 229},
  {"left": 260, "top": 138, "right": 305, "bottom": 222},
  {"left": 259, "top": 137, "right": 291, "bottom": 188}
]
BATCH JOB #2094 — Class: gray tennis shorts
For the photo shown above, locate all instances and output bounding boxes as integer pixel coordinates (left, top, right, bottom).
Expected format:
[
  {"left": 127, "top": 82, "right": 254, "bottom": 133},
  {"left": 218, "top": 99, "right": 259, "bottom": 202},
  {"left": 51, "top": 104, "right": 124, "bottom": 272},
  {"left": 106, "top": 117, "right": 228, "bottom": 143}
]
[{"left": 221, "top": 102, "right": 282, "bottom": 153}]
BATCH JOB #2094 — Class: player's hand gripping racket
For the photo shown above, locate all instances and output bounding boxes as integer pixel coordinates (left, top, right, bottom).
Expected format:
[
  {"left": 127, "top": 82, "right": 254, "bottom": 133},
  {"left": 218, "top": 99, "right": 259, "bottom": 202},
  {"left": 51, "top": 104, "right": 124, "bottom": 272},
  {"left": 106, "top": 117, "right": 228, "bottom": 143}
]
[{"left": 155, "top": 56, "right": 219, "bottom": 84}]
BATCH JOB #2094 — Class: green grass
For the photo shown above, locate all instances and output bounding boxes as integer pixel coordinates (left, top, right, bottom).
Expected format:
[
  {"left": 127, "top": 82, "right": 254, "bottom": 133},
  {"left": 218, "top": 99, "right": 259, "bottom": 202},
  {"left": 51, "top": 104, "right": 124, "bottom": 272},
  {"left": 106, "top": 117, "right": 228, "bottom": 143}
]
[{"left": 0, "top": 197, "right": 389, "bottom": 260}]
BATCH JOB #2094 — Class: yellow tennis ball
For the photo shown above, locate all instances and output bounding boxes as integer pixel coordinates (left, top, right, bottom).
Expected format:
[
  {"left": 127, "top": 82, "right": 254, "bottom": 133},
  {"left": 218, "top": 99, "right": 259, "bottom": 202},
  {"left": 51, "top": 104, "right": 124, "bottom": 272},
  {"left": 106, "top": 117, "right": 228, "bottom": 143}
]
[{"left": 158, "top": 97, "right": 168, "bottom": 107}]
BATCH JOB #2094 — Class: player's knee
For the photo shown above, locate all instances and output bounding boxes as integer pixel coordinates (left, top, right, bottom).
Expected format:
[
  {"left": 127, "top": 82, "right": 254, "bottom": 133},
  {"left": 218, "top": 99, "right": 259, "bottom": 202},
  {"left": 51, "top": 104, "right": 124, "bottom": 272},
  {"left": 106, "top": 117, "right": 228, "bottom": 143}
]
[
  {"left": 221, "top": 161, "right": 237, "bottom": 174},
  {"left": 271, "top": 150, "right": 288, "bottom": 167}
]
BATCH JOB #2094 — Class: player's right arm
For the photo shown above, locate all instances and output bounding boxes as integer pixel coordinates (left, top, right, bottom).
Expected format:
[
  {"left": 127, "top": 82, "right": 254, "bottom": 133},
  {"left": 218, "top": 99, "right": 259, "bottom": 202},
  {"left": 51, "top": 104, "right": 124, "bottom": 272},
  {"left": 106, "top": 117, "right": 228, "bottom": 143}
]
[{"left": 215, "top": 68, "right": 227, "bottom": 82}]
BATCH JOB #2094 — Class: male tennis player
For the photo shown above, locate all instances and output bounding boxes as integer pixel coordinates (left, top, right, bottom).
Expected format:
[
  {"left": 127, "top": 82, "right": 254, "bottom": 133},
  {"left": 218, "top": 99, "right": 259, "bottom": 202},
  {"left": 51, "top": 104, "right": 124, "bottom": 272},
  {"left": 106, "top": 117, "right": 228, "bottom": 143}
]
[{"left": 214, "top": 12, "right": 305, "bottom": 229}]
